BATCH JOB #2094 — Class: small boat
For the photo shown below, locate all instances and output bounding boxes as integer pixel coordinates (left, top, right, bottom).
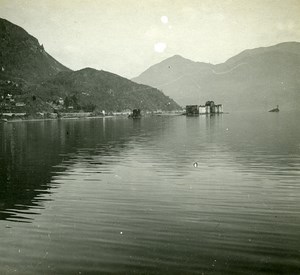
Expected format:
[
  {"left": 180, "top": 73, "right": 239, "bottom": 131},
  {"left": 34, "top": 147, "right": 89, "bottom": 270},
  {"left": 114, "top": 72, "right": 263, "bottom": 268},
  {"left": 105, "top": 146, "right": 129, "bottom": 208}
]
[
  {"left": 269, "top": 105, "right": 279, "bottom": 112},
  {"left": 128, "top": 109, "right": 141, "bottom": 119}
]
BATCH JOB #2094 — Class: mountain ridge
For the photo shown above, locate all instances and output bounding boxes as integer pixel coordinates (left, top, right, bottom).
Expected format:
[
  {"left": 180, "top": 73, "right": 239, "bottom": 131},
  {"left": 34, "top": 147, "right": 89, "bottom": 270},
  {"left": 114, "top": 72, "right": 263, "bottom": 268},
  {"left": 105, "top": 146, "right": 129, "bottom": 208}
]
[{"left": 132, "top": 42, "right": 300, "bottom": 111}]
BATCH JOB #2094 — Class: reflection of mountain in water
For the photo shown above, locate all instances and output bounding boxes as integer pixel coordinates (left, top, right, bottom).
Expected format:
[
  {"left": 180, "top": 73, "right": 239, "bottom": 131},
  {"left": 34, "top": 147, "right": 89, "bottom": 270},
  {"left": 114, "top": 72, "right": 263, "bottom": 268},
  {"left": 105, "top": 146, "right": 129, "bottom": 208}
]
[
  {"left": 126, "top": 113, "right": 300, "bottom": 184},
  {"left": 1, "top": 114, "right": 299, "bottom": 275},
  {"left": 1, "top": 113, "right": 300, "bottom": 223},
  {"left": 217, "top": 112, "right": 300, "bottom": 180},
  {"left": 0, "top": 118, "right": 141, "bottom": 222}
]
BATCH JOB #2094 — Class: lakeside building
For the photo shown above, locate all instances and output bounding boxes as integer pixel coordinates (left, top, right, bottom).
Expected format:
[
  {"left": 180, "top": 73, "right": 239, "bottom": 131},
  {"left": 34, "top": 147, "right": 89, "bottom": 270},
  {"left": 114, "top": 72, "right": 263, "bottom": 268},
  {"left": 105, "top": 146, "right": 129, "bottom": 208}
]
[
  {"left": 186, "top": 105, "right": 199, "bottom": 115},
  {"left": 186, "top": 101, "right": 223, "bottom": 115}
]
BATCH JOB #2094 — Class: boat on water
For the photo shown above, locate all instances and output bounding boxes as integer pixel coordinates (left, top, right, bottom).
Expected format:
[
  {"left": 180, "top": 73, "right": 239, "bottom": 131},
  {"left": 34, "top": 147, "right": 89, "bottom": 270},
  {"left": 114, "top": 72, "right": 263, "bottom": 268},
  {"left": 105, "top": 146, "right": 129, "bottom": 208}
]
[
  {"left": 128, "top": 109, "right": 141, "bottom": 119},
  {"left": 269, "top": 105, "right": 279, "bottom": 112}
]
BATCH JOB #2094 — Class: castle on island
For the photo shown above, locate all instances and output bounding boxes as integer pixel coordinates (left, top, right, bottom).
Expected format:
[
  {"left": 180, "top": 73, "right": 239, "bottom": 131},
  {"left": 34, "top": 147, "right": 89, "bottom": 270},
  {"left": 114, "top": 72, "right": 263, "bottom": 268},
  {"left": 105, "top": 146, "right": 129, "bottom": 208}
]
[{"left": 186, "top": 101, "right": 223, "bottom": 116}]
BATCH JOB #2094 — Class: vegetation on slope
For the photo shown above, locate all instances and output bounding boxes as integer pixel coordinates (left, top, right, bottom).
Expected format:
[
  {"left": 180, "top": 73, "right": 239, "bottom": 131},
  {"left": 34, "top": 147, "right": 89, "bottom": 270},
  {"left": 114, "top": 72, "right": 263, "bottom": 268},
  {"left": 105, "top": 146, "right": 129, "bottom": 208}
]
[{"left": 35, "top": 68, "right": 180, "bottom": 112}]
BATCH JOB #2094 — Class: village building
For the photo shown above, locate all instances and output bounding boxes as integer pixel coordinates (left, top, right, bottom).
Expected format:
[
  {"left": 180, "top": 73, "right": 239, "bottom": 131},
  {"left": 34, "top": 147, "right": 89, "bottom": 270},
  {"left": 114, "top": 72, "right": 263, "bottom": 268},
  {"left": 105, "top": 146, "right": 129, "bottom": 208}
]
[
  {"left": 58, "top": 98, "right": 64, "bottom": 105},
  {"left": 15, "top": 102, "right": 26, "bottom": 107}
]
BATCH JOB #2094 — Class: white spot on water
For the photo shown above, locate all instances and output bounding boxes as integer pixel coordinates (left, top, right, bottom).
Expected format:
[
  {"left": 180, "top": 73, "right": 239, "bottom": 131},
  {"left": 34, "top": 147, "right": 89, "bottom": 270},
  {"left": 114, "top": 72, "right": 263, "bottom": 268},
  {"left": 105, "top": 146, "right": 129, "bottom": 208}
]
[
  {"left": 154, "top": 42, "right": 167, "bottom": 53},
  {"left": 161, "top": 16, "right": 168, "bottom": 24},
  {"left": 193, "top": 162, "right": 198, "bottom": 168}
]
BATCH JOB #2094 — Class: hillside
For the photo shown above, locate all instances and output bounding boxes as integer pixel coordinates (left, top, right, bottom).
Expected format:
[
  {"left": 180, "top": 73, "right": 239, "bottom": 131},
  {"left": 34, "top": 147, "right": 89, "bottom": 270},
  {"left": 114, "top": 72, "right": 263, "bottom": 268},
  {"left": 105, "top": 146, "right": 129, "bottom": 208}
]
[
  {"left": 34, "top": 68, "right": 180, "bottom": 112},
  {"left": 0, "top": 18, "right": 70, "bottom": 83},
  {"left": 0, "top": 17, "right": 71, "bottom": 112},
  {"left": 132, "top": 42, "right": 300, "bottom": 111},
  {"left": 0, "top": 18, "right": 180, "bottom": 114}
]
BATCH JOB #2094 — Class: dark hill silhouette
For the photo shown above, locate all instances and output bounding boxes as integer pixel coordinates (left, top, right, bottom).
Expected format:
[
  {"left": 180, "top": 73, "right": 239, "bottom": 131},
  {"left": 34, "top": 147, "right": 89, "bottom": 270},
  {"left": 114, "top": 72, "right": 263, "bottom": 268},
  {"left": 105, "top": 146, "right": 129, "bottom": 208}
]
[
  {"left": 36, "top": 68, "right": 180, "bottom": 112},
  {"left": 132, "top": 42, "right": 300, "bottom": 111},
  {"left": 0, "top": 18, "right": 180, "bottom": 113},
  {"left": 0, "top": 18, "right": 70, "bottom": 83}
]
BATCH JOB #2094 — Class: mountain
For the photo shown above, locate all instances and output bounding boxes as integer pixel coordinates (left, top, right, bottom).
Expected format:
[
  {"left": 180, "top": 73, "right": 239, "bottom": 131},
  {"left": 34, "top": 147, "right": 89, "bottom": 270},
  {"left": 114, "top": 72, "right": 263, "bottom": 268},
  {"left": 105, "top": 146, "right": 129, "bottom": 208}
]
[
  {"left": 35, "top": 68, "right": 180, "bottom": 112},
  {"left": 0, "top": 18, "right": 180, "bottom": 114},
  {"left": 132, "top": 55, "right": 213, "bottom": 106},
  {"left": 132, "top": 42, "right": 300, "bottom": 111},
  {"left": 0, "top": 18, "right": 70, "bottom": 83}
]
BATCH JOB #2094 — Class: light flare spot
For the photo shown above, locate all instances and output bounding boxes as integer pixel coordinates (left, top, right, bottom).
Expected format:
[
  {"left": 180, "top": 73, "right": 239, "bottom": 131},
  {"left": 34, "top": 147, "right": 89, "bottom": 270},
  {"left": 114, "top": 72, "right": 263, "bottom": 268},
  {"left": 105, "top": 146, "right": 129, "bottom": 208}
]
[
  {"left": 161, "top": 16, "right": 168, "bottom": 24},
  {"left": 154, "top": 42, "right": 167, "bottom": 53}
]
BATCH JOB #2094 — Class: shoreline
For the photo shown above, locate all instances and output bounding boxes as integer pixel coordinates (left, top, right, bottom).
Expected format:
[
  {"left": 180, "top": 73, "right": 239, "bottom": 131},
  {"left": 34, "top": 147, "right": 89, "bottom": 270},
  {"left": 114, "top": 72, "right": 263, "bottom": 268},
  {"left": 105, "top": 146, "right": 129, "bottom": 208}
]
[
  {"left": 1, "top": 115, "right": 114, "bottom": 123},
  {"left": 1, "top": 112, "right": 230, "bottom": 123},
  {"left": 1, "top": 111, "right": 185, "bottom": 123}
]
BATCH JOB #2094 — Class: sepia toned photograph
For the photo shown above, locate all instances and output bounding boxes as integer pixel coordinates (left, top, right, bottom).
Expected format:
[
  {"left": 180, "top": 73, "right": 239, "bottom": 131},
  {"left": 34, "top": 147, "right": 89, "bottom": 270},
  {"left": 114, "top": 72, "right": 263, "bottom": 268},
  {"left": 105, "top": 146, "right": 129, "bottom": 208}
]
[{"left": 0, "top": 0, "right": 300, "bottom": 274}]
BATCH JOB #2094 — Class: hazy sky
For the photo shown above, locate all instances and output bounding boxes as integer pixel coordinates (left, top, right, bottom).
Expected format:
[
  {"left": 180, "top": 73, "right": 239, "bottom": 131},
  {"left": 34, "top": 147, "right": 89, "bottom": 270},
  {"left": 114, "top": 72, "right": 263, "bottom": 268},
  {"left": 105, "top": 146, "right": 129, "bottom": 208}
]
[{"left": 1, "top": 0, "right": 300, "bottom": 78}]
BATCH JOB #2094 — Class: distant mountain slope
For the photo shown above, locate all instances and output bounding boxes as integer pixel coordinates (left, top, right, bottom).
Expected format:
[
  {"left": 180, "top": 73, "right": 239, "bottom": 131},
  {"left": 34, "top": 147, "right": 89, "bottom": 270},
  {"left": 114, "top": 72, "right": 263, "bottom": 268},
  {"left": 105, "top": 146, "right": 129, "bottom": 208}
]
[
  {"left": 133, "top": 55, "right": 212, "bottom": 86},
  {"left": 0, "top": 18, "right": 70, "bottom": 83},
  {"left": 36, "top": 68, "right": 180, "bottom": 112},
  {"left": 133, "top": 42, "right": 300, "bottom": 111},
  {"left": 132, "top": 55, "right": 213, "bottom": 105}
]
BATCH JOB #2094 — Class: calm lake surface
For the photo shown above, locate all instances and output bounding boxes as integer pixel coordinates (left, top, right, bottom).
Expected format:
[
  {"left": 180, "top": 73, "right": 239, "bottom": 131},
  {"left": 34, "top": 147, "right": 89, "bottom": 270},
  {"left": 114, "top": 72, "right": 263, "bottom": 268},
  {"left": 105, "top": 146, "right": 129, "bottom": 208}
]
[{"left": 0, "top": 112, "right": 300, "bottom": 274}]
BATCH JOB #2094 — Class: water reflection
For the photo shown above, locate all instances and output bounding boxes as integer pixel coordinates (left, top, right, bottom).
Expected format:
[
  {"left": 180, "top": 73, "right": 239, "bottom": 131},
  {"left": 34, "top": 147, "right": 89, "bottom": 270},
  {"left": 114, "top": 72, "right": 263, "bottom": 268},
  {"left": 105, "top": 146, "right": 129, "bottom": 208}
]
[
  {"left": 0, "top": 113, "right": 299, "bottom": 274},
  {"left": 1, "top": 114, "right": 299, "bottom": 223},
  {"left": 0, "top": 118, "right": 138, "bottom": 222}
]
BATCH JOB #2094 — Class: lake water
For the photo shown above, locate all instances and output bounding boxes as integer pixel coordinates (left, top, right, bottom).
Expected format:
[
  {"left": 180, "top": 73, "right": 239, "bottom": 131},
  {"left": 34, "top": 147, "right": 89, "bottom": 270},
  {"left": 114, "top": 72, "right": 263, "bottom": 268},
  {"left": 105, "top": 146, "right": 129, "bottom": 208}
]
[{"left": 0, "top": 112, "right": 300, "bottom": 274}]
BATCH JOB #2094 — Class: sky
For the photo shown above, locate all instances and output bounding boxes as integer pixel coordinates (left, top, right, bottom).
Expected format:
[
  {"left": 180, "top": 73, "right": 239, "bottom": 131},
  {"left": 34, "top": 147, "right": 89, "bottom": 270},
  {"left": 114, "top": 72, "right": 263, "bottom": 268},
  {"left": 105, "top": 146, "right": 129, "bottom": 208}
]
[{"left": 1, "top": 0, "right": 300, "bottom": 78}]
